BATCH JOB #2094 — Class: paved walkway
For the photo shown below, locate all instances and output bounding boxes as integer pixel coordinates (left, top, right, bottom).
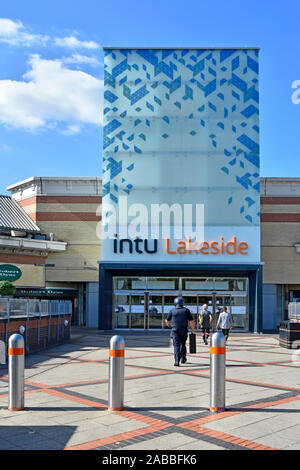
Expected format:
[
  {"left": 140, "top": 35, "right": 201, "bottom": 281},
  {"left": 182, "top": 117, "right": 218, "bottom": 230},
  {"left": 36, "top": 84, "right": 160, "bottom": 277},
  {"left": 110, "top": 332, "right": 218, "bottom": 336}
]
[{"left": 0, "top": 328, "right": 299, "bottom": 450}]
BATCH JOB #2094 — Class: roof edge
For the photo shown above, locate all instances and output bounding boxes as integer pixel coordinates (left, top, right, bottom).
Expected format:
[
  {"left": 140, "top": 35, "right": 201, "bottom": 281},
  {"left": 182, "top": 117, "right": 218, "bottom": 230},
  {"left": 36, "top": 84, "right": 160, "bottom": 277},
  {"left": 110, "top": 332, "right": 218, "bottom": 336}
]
[{"left": 102, "top": 46, "right": 260, "bottom": 50}]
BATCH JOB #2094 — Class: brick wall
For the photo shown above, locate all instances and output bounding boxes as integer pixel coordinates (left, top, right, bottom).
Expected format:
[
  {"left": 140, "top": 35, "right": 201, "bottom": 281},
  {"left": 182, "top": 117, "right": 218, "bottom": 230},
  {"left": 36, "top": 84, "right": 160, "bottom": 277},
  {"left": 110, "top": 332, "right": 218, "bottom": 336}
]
[{"left": 0, "top": 315, "right": 71, "bottom": 357}]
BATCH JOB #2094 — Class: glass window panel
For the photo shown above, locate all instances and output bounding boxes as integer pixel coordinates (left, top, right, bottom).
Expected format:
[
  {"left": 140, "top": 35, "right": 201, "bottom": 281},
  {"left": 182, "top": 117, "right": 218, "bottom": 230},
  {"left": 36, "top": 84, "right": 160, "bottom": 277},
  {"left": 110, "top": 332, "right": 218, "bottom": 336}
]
[
  {"left": 231, "top": 296, "right": 248, "bottom": 330},
  {"left": 132, "top": 278, "right": 147, "bottom": 289},
  {"left": 214, "top": 278, "right": 248, "bottom": 291},
  {"left": 148, "top": 295, "right": 163, "bottom": 329},
  {"left": 130, "top": 295, "right": 145, "bottom": 312},
  {"left": 147, "top": 277, "right": 178, "bottom": 290},
  {"left": 182, "top": 296, "right": 198, "bottom": 324},
  {"left": 182, "top": 278, "right": 214, "bottom": 290},
  {"left": 115, "top": 277, "right": 147, "bottom": 290},
  {"left": 163, "top": 295, "right": 178, "bottom": 314},
  {"left": 215, "top": 281, "right": 230, "bottom": 291},
  {"left": 114, "top": 295, "right": 130, "bottom": 328}
]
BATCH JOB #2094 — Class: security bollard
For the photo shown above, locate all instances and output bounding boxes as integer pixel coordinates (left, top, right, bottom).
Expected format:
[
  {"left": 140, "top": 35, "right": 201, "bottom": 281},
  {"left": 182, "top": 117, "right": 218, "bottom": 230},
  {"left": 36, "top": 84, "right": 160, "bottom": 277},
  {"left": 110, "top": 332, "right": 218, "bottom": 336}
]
[
  {"left": 8, "top": 334, "right": 25, "bottom": 411},
  {"left": 108, "top": 335, "right": 125, "bottom": 411},
  {"left": 210, "top": 332, "right": 226, "bottom": 413}
]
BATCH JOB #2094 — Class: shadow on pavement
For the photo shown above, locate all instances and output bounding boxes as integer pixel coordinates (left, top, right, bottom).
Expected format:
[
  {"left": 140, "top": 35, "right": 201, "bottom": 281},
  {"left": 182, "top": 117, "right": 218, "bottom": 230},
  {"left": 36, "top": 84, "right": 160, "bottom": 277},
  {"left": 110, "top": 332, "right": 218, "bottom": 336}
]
[
  {"left": 228, "top": 407, "right": 300, "bottom": 413},
  {"left": 128, "top": 406, "right": 208, "bottom": 412},
  {"left": 0, "top": 425, "right": 77, "bottom": 450}
]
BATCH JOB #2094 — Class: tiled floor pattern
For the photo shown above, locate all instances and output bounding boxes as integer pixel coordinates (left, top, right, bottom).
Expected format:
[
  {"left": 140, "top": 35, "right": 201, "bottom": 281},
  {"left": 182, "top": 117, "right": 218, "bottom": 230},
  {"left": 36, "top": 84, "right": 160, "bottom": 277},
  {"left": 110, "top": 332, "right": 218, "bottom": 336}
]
[{"left": 0, "top": 330, "right": 299, "bottom": 450}]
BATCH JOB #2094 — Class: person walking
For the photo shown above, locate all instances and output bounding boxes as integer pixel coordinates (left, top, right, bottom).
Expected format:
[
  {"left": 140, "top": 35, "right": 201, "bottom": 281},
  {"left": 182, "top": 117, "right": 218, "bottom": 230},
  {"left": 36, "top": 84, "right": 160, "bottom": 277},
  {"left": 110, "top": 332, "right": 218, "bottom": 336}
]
[
  {"left": 217, "top": 306, "right": 233, "bottom": 341},
  {"left": 165, "top": 297, "right": 195, "bottom": 366},
  {"left": 199, "top": 304, "right": 212, "bottom": 345}
]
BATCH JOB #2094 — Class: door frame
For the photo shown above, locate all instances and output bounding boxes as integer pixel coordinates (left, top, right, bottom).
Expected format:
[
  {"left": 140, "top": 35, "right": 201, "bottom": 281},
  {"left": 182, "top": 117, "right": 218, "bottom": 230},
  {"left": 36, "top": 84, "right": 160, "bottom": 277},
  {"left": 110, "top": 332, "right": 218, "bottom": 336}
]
[{"left": 113, "top": 290, "right": 249, "bottom": 332}]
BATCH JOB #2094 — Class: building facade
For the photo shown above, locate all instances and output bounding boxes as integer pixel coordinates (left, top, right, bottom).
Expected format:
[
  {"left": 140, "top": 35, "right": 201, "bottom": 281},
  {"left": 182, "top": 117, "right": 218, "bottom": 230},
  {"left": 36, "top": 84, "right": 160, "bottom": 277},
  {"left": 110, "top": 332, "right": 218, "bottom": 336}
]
[
  {"left": 3, "top": 175, "right": 300, "bottom": 332},
  {"left": 3, "top": 177, "right": 101, "bottom": 325},
  {"left": 261, "top": 178, "right": 300, "bottom": 331},
  {"left": 99, "top": 47, "right": 262, "bottom": 332}
]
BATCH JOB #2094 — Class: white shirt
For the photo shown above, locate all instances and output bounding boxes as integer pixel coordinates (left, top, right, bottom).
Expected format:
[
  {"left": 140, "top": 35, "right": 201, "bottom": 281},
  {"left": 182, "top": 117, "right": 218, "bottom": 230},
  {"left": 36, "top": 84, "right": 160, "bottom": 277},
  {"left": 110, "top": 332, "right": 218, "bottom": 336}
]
[{"left": 217, "top": 312, "right": 233, "bottom": 329}]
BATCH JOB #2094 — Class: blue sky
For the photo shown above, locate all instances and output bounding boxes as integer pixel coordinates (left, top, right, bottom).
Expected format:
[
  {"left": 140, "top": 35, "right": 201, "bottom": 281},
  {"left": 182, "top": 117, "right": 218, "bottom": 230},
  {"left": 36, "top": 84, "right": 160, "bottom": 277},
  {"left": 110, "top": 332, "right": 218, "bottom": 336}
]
[{"left": 0, "top": 0, "right": 300, "bottom": 194}]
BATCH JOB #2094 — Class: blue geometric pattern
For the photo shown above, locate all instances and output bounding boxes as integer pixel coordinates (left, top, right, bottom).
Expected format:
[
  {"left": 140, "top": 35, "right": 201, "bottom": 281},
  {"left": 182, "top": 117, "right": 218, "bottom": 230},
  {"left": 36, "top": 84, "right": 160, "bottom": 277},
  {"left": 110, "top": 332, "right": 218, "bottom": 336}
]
[{"left": 102, "top": 48, "right": 260, "bottom": 226}]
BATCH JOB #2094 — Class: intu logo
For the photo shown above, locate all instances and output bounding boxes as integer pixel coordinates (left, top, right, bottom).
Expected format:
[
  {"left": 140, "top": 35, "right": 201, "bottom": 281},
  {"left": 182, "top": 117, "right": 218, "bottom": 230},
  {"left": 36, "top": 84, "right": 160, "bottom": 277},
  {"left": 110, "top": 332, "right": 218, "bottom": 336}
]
[{"left": 113, "top": 236, "right": 158, "bottom": 254}]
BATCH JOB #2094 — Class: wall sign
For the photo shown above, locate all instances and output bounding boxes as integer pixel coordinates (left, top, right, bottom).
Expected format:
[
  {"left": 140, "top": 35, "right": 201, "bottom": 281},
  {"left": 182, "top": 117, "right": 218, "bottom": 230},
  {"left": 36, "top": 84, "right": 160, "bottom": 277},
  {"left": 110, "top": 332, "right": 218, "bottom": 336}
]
[{"left": 0, "top": 264, "right": 22, "bottom": 282}]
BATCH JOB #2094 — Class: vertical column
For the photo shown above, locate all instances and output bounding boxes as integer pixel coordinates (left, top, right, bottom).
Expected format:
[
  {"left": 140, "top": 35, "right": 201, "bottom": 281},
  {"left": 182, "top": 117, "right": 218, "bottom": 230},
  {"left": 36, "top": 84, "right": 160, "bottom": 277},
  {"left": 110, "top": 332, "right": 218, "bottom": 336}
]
[
  {"left": 210, "top": 332, "right": 226, "bottom": 412},
  {"left": 108, "top": 335, "right": 125, "bottom": 411},
  {"left": 8, "top": 334, "right": 25, "bottom": 411}
]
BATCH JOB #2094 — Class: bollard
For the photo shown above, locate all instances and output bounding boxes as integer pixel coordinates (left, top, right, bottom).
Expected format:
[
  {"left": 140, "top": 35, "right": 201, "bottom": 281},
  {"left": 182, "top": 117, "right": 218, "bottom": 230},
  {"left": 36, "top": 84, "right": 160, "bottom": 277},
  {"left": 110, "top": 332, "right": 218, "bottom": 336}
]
[
  {"left": 8, "top": 334, "right": 25, "bottom": 411},
  {"left": 108, "top": 335, "right": 125, "bottom": 411},
  {"left": 210, "top": 332, "right": 226, "bottom": 413}
]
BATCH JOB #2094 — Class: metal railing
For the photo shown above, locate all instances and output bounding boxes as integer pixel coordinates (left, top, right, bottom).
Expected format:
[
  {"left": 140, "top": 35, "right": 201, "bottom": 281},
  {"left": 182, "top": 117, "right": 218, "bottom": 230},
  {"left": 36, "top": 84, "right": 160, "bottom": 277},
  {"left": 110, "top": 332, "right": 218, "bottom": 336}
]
[{"left": 0, "top": 297, "right": 72, "bottom": 319}]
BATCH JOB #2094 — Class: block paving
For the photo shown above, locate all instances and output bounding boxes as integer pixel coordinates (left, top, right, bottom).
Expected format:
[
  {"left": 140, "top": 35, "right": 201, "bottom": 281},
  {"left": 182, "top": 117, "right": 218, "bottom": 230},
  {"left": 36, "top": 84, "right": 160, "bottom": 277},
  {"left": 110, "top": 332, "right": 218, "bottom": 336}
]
[{"left": 0, "top": 328, "right": 299, "bottom": 450}]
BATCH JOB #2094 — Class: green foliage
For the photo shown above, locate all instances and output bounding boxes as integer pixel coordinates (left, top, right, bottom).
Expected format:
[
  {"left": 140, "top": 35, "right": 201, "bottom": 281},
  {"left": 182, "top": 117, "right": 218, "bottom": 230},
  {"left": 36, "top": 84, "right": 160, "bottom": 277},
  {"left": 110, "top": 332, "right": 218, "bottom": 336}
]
[{"left": 0, "top": 281, "right": 16, "bottom": 296}]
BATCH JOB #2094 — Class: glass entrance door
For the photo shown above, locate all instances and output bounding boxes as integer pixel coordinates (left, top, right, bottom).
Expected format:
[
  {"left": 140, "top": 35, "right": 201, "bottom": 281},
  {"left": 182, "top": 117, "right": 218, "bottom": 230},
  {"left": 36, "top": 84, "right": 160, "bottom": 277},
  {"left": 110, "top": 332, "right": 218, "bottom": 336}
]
[
  {"left": 120, "top": 292, "right": 164, "bottom": 330},
  {"left": 131, "top": 294, "right": 146, "bottom": 329},
  {"left": 114, "top": 294, "right": 130, "bottom": 328},
  {"left": 197, "top": 294, "right": 248, "bottom": 331},
  {"left": 146, "top": 294, "right": 163, "bottom": 329},
  {"left": 113, "top": 278, "right": 249, "bottom": 332}
]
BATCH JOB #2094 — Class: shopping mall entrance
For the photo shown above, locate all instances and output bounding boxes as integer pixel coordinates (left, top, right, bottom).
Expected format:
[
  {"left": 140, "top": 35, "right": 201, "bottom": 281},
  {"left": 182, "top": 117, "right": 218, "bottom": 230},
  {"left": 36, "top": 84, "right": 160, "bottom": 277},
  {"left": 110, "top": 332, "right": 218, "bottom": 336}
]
[{"left": 113, "top": 277, "right": 249, "bottom": 331}]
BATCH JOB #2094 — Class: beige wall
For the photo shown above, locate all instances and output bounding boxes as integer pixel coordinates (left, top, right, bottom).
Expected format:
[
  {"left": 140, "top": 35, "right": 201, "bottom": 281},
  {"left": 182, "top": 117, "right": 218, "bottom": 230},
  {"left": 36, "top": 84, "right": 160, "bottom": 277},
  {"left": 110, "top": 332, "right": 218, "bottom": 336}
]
[
  {"left": 13, "top": 264, "right": 44, "bottom": 287},
  {"left": 16, "top": 195, "right": 101, "bottom": 285},
  {"left": 261, "top": 199, "right": 300, "bottom": 284}
]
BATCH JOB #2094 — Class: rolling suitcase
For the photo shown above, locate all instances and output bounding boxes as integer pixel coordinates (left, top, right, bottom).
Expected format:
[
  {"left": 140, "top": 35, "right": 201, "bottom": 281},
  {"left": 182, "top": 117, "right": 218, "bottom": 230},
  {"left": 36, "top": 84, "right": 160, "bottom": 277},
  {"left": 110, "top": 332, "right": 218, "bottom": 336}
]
[{"left": 189, "top": 332, "right": 196, "bottom": 354}]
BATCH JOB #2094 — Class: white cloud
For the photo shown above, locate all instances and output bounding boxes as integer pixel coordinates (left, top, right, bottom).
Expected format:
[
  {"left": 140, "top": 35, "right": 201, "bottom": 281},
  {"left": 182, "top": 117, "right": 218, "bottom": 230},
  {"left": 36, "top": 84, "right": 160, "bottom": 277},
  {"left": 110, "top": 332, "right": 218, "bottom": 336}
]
[
  {"left": 0, "top": 18, "right": 22, "bottom": 36},
  {"left": 0, "top": 54, "right": 103, "bottom": 132},
  {"left": 0, "top": 18, "right": 49, "bottom": 47},
  {"left": 54, "top": 36, "right": 99, "bottom": 50},
  {"left": 0, "top": 18, "right": 100, "bottom": 50},
  {"left": 63, "top": 54, "right": 101, "bottom": 67}
]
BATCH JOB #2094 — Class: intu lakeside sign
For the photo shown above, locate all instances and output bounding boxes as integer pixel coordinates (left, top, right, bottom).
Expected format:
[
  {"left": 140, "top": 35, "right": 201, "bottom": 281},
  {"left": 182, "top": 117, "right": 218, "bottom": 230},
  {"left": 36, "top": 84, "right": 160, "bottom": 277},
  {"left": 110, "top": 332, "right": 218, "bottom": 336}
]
[
  {"left": 0, "top": 264, "right": 22, "bottom": 282},
  {"left": 112, "top": 237, "right": 249, "bottom": 256}
]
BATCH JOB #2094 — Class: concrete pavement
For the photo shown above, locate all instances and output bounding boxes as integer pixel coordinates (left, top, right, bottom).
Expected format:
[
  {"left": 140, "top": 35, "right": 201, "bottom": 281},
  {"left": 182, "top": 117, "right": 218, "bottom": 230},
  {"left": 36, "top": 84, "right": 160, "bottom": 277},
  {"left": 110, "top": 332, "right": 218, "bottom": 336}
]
[{"left": 0, "top": 328, "right": 299, "bottom": 450}]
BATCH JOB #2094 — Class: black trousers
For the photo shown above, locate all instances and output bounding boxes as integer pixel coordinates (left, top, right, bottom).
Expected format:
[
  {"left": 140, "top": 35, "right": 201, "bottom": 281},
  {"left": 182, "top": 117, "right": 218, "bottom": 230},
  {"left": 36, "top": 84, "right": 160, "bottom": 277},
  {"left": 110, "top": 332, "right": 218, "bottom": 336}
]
[
  {"left": 202, "top": 327, "right": 210, "bottom": 338},
  {"left": 171, "top": 329, "right": 188, "bottom": 363},
  {"left": 222, "top": 329, "right": 230, "bottom": 341}
]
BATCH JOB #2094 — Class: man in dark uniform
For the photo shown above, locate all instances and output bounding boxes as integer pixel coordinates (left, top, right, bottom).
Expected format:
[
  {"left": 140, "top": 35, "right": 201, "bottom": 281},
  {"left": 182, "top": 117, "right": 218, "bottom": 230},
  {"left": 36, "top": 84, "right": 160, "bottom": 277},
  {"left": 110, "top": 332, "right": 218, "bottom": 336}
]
[{"left": 165, "top": 297, "right": 195, "bottom": 366}]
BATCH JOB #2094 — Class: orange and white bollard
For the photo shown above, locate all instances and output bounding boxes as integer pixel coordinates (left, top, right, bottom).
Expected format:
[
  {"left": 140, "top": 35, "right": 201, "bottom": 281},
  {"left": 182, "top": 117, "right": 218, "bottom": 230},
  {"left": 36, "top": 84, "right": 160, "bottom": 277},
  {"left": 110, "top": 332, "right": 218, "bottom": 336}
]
[
  {"left": 108, "top": 335, "right": 125, "bottom": 411},
  {"left": 210, "top": 332, "right": 226, "bottom": 413},
  {"left": 8, "top": 334, "right": 25, "bottom": 411}
]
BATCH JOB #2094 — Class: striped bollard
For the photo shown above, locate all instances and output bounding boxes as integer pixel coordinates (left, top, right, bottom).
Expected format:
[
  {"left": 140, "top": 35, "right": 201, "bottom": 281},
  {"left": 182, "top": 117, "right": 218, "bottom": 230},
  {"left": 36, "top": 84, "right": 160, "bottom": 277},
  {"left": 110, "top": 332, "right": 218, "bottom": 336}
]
[
  {"left": 8, "top": 334, "right": 25, "bottom": 411},
  {"left": 210, "top": 332, "right": 226, "bottom": 413},
  {"left": 108, "top": 335, "right": 125, "bottom": 411}
]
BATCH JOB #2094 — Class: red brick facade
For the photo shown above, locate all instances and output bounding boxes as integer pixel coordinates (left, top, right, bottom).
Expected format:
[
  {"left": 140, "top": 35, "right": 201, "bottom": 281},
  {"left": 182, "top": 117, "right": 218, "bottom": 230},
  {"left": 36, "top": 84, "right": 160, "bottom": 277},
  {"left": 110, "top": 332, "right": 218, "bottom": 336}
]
[{"left": 0, "top": 315, "right": 71, "bottom": 357}]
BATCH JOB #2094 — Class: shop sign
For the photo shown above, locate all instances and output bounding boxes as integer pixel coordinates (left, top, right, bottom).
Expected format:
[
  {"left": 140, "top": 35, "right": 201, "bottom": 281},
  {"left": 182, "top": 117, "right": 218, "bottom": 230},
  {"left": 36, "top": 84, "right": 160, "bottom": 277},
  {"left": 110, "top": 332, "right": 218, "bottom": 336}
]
[
  {"left": 0, "top": 264, "right": 22, "bottom": 282},
  {"left": 15, "top": 288, "right": 76, "bottom": 298}
]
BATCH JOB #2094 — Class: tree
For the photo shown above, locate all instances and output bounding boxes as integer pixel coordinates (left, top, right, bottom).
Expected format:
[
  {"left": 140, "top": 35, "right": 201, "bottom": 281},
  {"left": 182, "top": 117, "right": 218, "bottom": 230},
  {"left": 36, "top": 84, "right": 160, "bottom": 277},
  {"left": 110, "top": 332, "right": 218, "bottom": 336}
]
[{"left": 0, "top": 281, "right": 16, "bottom": 296}]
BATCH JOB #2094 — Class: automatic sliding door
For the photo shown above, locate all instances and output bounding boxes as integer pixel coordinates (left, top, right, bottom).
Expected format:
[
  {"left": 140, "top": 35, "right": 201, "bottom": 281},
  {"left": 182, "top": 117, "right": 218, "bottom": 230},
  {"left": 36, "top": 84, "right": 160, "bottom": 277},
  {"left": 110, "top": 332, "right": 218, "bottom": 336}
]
[
  {"left": 231, "top": 295, "right": 248, "bottom": 330},
  {"left": 114, "top": 295, "right": 130, "bottom": 328},
  {"left": 163, "top": 295, "right": 178, "bottom": 329},
  {"left": 183, "top": 296, "right": 198, "bottom": 327},
  {"left": 147, "top": 295, "right": 163, "bottom": 329},
  {"left": 215, "top": 295, "right": 248, "bottom": 331},
  {"left": 131, "top": 294, "right": 145, "bottom": 329}
]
